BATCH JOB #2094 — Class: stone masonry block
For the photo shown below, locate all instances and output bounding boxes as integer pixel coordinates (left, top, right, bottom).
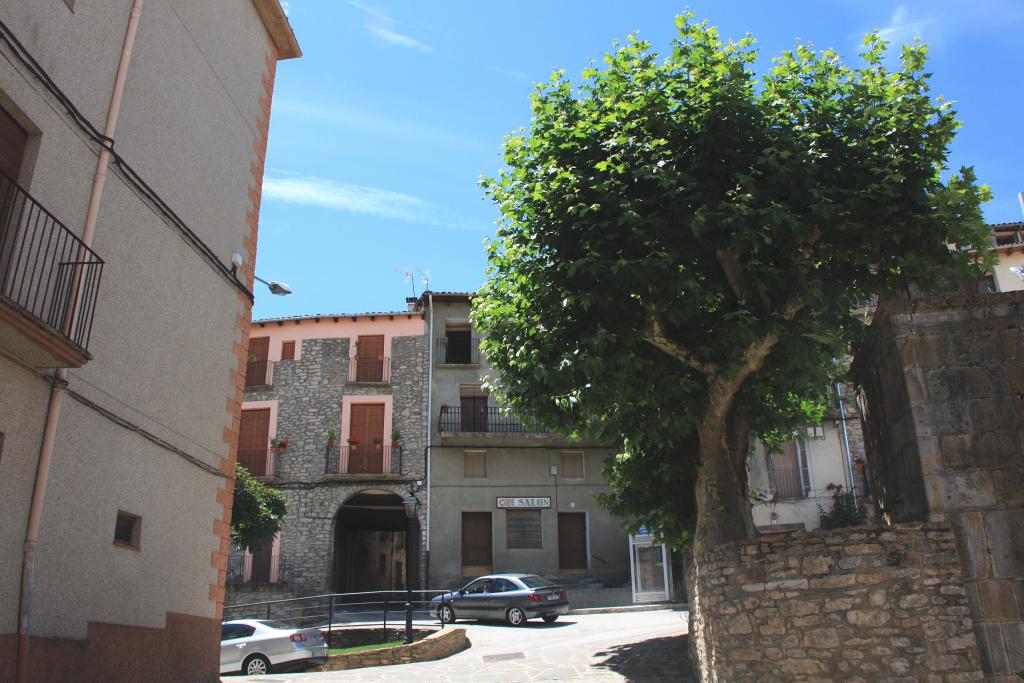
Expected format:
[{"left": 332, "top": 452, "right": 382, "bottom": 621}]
[{"left": 984, "top": 510, "right": 1024, "bottom": 579}]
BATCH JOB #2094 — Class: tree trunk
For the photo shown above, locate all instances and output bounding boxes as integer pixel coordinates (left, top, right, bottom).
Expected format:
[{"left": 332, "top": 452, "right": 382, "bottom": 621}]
[{"left": 693, "top": 409, "right": 755, "bottom": 555}]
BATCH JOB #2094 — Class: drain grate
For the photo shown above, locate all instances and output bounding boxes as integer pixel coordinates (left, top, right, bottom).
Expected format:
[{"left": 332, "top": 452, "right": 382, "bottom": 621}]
[{"left": 482, "top": 652, "right": 526, "bottom": 662}]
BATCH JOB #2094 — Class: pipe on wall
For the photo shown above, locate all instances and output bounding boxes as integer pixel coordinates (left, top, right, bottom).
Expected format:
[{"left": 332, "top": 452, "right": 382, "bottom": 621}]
[{"left": 16, "top": 3, "right": 144, "bottom": 681}]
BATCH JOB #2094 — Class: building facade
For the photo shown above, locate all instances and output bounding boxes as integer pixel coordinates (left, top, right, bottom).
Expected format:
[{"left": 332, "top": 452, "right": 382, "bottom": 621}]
[
  {"left": 0, "top": 2, "right": 297, "bottom": 681},
  {"left": 422, "top": 292, "right": 630, "bottom": 591},
  {"left": 227, "top": 307, "right": 429, "bottom": 604}
]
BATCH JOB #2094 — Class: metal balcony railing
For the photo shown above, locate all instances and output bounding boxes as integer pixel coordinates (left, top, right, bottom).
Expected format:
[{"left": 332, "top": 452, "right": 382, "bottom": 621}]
[
  {"left": 768, "top": 464, "right": 810, "bottom": 499},
  {"left": 436, "top": 336, "right": 479, "bottom": 364},
  {"left": 437, "top": 406, "right": 546, "bottom": 434},
  {"left": 227, "top": 553, "right": 288, "bottom": 584},
  {"left": 238, "top": 447, "right": 282, "bottom": 478},
  {"left": 244, "top": 359, "right": 274, "bottom": 388},
  {"left": 347, "top": 356, "right": 390, "bottom": 383},
  {"left": 0, "top": 169, "right": 104, "bottom": 351},
  {"left": 325, "top": 445, "right": 403, "bottom": 476}
]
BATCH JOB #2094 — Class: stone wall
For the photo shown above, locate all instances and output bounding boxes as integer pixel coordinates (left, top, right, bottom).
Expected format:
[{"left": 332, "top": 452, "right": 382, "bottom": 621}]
[
  {"left": 313, "top": 627, "right": 466, "bottom": 671},
  {"left": 688, "top": 523, "right": 983, "bottom": 682},
  {"left": 852, "top": 294, "right": 1024, "bottom": 679}
]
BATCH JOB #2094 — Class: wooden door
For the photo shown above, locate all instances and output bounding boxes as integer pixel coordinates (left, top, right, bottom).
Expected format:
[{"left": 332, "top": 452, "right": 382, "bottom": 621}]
[
  {"left": 0, "top": 107, "right": 27, "bottom": 182},
  {"left": 461, "top": 512, "right": 492, "bottom": 576},
  {"left": 245, "top": 337, "right": 270, "bottom": 386},
  {"left": 558, "top": 512, "right": 588, "bottom": 572},
  {"left": 348, "top": 403, "right": 384, "bottom": 473},
  {"left": 238, "top": 409, "right": 270, "bottom": 475},
  {"left": 250, "top": 550, "right": 273, "bottom": 583},
  {"left": 460, "top": 385, "right": 488, "bottom": 432},
  {"left": 356, "top": 335, "right": 384, "bottom": 382}
]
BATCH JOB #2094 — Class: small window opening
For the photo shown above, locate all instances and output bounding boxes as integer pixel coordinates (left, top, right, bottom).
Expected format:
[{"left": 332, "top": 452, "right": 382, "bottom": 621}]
[{"left": 114, "top": 510, "right": 141, "bottom": 549}]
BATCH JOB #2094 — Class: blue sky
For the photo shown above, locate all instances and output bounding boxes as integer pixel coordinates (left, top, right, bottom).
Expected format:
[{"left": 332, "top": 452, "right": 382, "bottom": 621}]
[{"left": 253, "top": 0, "right": 1024, "bottom": 319}]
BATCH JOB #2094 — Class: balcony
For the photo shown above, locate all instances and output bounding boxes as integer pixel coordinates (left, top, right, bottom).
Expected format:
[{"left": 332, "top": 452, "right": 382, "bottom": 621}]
[
  {"left": 436, "top": 336, "right": 479, "bottom": 365},
  {"left": 347, "top": 356, "right": 390, "bottom": 383},
  {"left": 0, "top": 170, "right": 104, "bottom": 368},
  {"left": 227, "top": 553, "right": 288, "bottom": 585},
  {"left": 238, "top": 447, "right": 282, "bottom": 481},
  {"left": 324, "top": 445, "right": 403, "bottom": 479},
  {"left": 437, "top": 406, "right": 546, "bottom": 434},
  {"left": 244, "top": 359, "right": 275, "bottom": 388},
  {"left": 768, "top": 465, "right": 810, "bottom": 500}
]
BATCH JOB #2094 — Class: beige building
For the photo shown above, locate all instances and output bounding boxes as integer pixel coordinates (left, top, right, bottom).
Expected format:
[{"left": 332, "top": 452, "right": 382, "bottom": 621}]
[{"left": 0, "top": 2, "right": 297, "bottom": 681}]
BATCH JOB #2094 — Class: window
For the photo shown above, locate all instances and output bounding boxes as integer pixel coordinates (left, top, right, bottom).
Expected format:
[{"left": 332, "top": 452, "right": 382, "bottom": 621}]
[
  {"left": 443, "top": 322, "right": 474, "bottom": 364},
  {"left": 769, "top": 439, "right": 810, "bottom": 499},
  {"left": 464, "top": 451, "right": 487, "bottom": 478},
  {"left": 281, "top": 341, "right": 295, "bottom": 360},
  {"left": 491, "top": 578, "right": 517, "bottom": 593},
  {"left": 113, "top": 510, "right": 141, "bottom": 549},
  {"left": 560, "top": 451, "right": 584, "bottom": 479},
  {"left": 464, "top": 578, "right": 493, "bottom": 594},
  {"left": 506, "top": 509, "right": 542, "bottom": 550},
  {"left": 220, "top": 624, "right": 255, "bottom": 641}
]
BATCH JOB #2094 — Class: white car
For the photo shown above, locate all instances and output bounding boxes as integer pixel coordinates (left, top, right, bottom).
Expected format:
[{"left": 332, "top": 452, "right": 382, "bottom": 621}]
[{"left": 220, "top": 619, "right": 328, "bottom": 675}]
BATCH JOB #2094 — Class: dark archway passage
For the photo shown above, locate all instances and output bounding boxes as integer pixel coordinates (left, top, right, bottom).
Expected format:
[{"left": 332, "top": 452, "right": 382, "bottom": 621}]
[{"left": 332, "top": 491, "right": 420, "bottom": 593}]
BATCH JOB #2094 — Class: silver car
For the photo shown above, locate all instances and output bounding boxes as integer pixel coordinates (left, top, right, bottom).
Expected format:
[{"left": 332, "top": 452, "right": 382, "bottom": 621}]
[
  {"left": 430, "top": 573, "right": 569, "bottom": 626},
  {"left": 220, "top": 619, "right": 328, "bottom": 676}
]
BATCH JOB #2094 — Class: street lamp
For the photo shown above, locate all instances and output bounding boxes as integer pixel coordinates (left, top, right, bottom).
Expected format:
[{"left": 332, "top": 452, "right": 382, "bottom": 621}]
[
  {"left": 254, "top": 274, "right": 292, "bottom": 296},
  {"left": 402, "top": 490, "right": 420, "bottom": 645}
]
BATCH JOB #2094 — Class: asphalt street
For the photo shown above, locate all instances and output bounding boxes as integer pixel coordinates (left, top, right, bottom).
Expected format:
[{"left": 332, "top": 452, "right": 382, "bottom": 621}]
[{"left": 229, "top": 608, "right": 691, "bottom": 682}]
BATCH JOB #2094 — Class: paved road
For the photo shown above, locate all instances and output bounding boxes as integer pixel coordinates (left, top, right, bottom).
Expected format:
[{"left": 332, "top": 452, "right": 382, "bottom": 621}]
[{"left": 231, "top": 609, "right": 692, "bottom": 682}]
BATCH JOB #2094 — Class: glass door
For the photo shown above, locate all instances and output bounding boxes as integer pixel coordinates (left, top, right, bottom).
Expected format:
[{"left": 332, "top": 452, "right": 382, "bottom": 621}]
[{"left": 629, "top": 531, "right": 671, "bottom": 603}]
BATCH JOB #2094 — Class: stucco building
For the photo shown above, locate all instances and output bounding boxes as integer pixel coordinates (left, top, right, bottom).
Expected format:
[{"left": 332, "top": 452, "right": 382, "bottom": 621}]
[
  {"left": 421, "top": 292, "right": 629, "bottom": 591},
  {"left": 228, "top": 307, "right": 429, "bottom": 604},
  {"left": 0, "top": 2, "right": 297, "bottom": 681}
]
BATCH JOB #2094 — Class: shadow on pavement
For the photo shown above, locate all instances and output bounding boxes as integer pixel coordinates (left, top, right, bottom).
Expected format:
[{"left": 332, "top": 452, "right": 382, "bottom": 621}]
[
  {"left": 591, "top": 633, "right": 694, "bottom": 682},
  {"left": 460, "top": 619, "right": 576, "bottom": 629}
]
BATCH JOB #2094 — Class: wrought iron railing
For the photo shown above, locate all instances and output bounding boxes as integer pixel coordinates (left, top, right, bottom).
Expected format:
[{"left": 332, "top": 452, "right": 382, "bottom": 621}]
[
  {"left": 768, "top": 464, "right": 810, "bottom": 499},
  {"left": 347, "top": 356, "right": 390, "bottom": 383},
  {"left": 0, "top": 168, "right": 104, "bottom": 351},
  {"left": 244, "top": 359, "right": 274, "bottom": 388},
  {"left": 436, "top": 336, "right": 479, "bottom": 364},
  {"left": 238, "top": 447, "right": 282, "bottom": 478},
  {"left": 437, "top": 406, "right": 546, "bottom": 434},
  {"left": 325, "top": 445, "right": 403, "bottom": 476},
  {"left": 227, "top": 553, "right": 288, "bottom": 584}
]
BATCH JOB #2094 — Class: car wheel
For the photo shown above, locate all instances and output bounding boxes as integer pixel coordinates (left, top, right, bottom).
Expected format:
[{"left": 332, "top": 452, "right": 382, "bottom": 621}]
[
  {"left": 542, "top": 615, "right": 559, "bottom": 623},
  {"left": 439, "top": 604, "right": 456, "bottom": 624},
  {"left": 506, "top": 607, "right": 527, "bottom": 626},
  {"left": 242, "top": 654, "right": 271, "bottom": 676}
]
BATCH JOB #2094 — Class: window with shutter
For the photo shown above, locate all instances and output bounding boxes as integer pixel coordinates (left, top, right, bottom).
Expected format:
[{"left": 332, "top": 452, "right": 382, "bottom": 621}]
[
  {"left": 506, "top": 510, "right": 542, "bottom": 550},
  {"left": 769, "top": 440, "right": 810, "bottom": 499},
  {"left": 560, "top": 451, "right": 584, "bottom": 479},
  {"left": 281, "top": 341, "right": 295, "bottom": 360},
  {"left": 460, "top": 384, "right": 488, "bottom": 431},
  {"left": 464, "top": 450, "right": 486, "bottom": 478}
]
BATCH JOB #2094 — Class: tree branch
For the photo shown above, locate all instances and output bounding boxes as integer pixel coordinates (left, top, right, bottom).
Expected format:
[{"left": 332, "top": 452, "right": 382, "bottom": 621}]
[
  {"left": 716, "top": 247, "right": 747, "bottom": 304},
  {"left": 642, "top": 304, "right": 717, "bottom": 375}
]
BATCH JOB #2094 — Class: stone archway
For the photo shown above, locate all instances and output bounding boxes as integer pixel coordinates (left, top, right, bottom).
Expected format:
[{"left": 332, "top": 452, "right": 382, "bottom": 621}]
[{"left": 332, "top": 490, "right": 419, "bottom": 593}]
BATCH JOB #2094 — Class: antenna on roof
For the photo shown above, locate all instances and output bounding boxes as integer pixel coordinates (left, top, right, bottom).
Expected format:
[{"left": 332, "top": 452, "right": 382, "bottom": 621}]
[{"left": 398, "top": 267, "right": 432, "bottom": 298}]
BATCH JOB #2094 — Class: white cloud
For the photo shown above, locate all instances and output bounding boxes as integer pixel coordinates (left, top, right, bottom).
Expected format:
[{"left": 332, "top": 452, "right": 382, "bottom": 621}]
[
  {"left": 877, "top": 6, "right": 936, "bottom": 45},
  {"left": 263, "top": 175, "right": 428, "bottom": 221},
  {"left": 262, "top": 173, "right": 487, "bottom": 232},
  {"left": 343, "top": 0, "right": 434, "bottom": 52},
  {"left": 368, "top": 24, "right": 433, "bottom": 52}
]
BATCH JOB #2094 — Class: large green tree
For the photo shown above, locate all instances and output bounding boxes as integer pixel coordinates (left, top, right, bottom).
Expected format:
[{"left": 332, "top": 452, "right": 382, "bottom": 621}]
[
  {"left": 474, "top": 16, "right": 991, "bottom": 553},
  {"left": 231, "top": 464, "right": 287, "bottom": 553}
]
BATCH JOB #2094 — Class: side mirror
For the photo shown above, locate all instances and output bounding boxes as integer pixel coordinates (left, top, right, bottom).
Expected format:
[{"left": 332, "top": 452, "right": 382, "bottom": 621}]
[{"left": 458, "top": 588, "right": 465, "bottom": 595}]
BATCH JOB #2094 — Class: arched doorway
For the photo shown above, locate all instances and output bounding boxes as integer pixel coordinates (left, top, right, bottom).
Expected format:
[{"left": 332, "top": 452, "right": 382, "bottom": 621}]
[{"left": 333, "top": 490, "right": 420, "bottom": 593}]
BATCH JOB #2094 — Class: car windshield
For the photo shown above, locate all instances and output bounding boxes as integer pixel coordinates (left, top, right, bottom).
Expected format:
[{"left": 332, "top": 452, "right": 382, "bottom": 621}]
[{"left": 519, "top": 575, "right": 556, "bottom": 589}]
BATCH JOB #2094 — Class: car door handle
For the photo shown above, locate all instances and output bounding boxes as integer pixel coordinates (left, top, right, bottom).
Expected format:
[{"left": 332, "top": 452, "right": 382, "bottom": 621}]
[{"left": 236, "top": 644, "right": 246, "bottom": 648}]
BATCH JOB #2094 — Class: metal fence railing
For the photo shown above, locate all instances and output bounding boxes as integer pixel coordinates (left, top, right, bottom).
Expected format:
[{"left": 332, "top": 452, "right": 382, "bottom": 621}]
[
  {"left": 436, "top": 336, "right": 479, "bottom": 365},
  {"left": 227, "top": 554, "right": 289, "bottom": 585},
  {"left": 325, "top": 445, "right": 403, "bottom": 476},
  {"left": 347, "top": 357, "right": 390, "bottom": 383},
  {"left": 238, "top": 447, "right": 282, "bottom": 478},
  {"left": 768, "top": 464, "right": 810, "bottom": 499},
  {"left": 244, "top": 359, "right": 274, "bottom": 388},
  {"left": 224, "top": 590, "right": 453, "bottom": 637},
  {"left": 437, "top": 406, "right": 546, "bottom": 434},
  {"left": 0, "top": 168, "right": 103, "bottom": 352}
]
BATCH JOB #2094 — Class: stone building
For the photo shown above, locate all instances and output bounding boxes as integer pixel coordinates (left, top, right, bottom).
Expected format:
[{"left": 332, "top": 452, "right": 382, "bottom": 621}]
[
  {"left": 420, "top": 292, "right": 630, "bottom": 592},
  {"left": 0, "top": 2, "right": 298, "bottom": 681},
  {"left": 228, "top": 307, "right": 429, "bottom": 604}
]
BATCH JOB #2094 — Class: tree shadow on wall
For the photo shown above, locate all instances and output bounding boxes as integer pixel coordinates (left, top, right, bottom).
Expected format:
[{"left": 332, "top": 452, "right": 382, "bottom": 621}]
[{"left": 591, "top": 633, "right": 695, "bottom": 682}]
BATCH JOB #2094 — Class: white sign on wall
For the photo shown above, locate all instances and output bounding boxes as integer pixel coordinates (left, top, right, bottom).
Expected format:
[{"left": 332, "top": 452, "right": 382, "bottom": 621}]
[{"left": 496, "top": 497, "right": 551, "bottom": 509}]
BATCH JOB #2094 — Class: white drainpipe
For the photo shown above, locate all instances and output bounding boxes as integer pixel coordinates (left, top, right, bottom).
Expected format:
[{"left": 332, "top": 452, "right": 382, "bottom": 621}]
[{"left": 425, "top": 292, "right": 434, "bottom": 552}]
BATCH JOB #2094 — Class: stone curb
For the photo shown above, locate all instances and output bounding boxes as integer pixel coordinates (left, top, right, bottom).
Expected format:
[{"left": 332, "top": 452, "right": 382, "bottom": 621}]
[{"left": 569, "top": 602, "right": 687, "bottom": 615}]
